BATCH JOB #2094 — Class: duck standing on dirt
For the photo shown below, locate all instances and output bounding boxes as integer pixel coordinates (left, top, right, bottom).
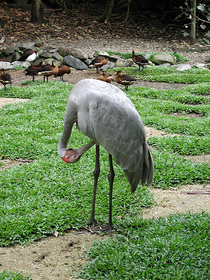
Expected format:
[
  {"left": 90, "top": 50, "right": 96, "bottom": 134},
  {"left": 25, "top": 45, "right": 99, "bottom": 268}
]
[
  {"left": 25, "top": 61, "right": 45, "bottom": 82},
  {"left": 132, "top": 50, "right": 148, "bottom": 71},
  {"left": 0, "top": 69, "right": 12, "bottom": 90},
  {"left": 90, "top": 56, "right": 109, "bottom": 73},
  {"left": 97, "top": 70, "right": 114, "bottom": 83},
  {"left": 55, "top": 65, "right": 71, "bottom": 82},
  {"left": 37, "top": 61, "right": 59, "bottom": 82},
  {"left": 115, "top": 70, "right": 136, "bottom": 90}
]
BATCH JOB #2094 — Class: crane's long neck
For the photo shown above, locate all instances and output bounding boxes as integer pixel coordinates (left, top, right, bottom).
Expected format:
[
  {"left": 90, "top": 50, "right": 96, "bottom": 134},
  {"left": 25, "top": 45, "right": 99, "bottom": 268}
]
[
  {"left": 58, "top": 113, "right": 76, "bottom": 157},
  {"left": 58, "top": 129, "right": 72, "bottom": 158}
]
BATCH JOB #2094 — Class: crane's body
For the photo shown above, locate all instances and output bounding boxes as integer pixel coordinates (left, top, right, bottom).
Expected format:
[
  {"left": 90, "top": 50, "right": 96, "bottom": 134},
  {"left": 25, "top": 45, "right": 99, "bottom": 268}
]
[{"left": 58, "top": 79, "right": 154, "bottom": 230}]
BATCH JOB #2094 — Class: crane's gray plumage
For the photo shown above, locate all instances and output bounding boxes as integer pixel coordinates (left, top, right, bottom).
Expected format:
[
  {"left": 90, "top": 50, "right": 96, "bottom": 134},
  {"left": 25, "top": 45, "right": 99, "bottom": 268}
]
[{"left": 58, "top": 79, "right": 154, "bottom": 229}]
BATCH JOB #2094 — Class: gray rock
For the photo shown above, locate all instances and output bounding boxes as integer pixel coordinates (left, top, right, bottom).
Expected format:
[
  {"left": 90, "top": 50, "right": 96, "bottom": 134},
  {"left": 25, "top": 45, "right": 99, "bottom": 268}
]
[
  {"left": 11, "top": 52, "right": 21, "bottom": 62},
  {"left": 35, "top": 41, "right": 44, "bottom": 48},
  {"left": 11, "top": 61, "right": 30, "bottom": 68},
  {"left": 0, "top": 61, "right": 13, "bottom": 70},
  {"left": 98, "top": 51, "right": 109, "bottom": 57},
  {"left": 52, "top": 52, "right": 64, "bottom": 62},
  {"left": 176, "top": 64, "right": 192, "bottom": 71},
  {"left": 115, "top": 58, "right": 134, "bottom": 68},
  {"left": 69, "top": 48, "right": 88, "bottom": 60},
  {"left": 101, "top": 61, "right": 115, "bottom": 70},
  {"left": 151, "top": 53, "right": 176, "bottom": 65},
  {"left": 84, "top": 58, "right": 92, "bottom": 65},
  {"left": 158, "top": 63, "right": 173, "bottom": 68},
  {"left": 42, "top": 46, "right": 58, "bottom": 53},
  {"left": 59, "top": 47, "right": 87, "bottom": 60},
  {"left": 19, "top": 42, "right": 36, "bottom": 51},
  {"left": 58, "top": 47, "right": 71, "bottom": 57},
  {"left": 193, "top": 63, "right": 208, "bottom": 70},
  {"left": 63, "top": 55, "right": 88, "bottom": 70},
  {"left": 144, "top": 53, "right": 151, "bottom": 60},
  {"left": 43, "top": 59, "right": 62, "bottom": 66},
  {"left": 2, "top": 47, "right": 17, "bottom": 56},
  {"left": 87, "top": 51, "right": 95, "bottom": 59},
  {"left": 108, "top": 55, "right": 118, "bottom": 63},
  {"left": 40, "top": 52, "right": 53, "bottom": 59}
]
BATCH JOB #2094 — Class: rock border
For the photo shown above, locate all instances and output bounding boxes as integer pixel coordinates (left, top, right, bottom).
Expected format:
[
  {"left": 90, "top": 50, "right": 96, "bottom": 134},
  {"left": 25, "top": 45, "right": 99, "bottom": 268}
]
[{"left": 0, "top": 41, "right": 209, "bottom": 71}]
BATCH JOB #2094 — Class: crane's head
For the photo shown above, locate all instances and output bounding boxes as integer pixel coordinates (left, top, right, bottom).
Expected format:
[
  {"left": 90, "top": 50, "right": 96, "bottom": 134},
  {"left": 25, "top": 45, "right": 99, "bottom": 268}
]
[
  {"left": 60, "top": 141, "right": 96, "bottom": 164},
  {"left": 62, "top": 149, "right": 81, "bottom": 164}
]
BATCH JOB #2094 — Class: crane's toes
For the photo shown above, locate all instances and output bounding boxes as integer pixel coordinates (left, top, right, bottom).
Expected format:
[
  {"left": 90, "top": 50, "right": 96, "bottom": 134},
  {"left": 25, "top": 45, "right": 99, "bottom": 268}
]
[
  {"left": 86, "top": 218, "right": 97, "bottom": 231},
  {"left": 99, "top": 224, "right": 113, "bottom": 234}
]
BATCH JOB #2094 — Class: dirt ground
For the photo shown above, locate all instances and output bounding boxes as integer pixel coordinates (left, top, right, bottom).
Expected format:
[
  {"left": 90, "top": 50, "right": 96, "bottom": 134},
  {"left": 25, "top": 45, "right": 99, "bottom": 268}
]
[{"left": 0, "top": 38, "right": 210, "bottom": 279}]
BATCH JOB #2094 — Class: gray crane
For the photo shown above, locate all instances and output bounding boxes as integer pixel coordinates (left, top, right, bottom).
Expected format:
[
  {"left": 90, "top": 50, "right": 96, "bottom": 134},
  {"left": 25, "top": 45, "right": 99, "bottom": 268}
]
[{"left": 58, "top": 79, "right": 154, "bottom": 231}]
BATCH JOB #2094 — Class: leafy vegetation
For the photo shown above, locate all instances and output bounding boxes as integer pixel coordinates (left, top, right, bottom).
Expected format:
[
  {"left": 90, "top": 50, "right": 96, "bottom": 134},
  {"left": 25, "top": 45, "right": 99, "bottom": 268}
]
[
  {"left": 117, "top": 66, "right": 210, "bottom": 84},
  {"left": 132, "top": 83, "right": 210, "bottom": 105},
  {"left": 0, "top": 271, "right": 31, "bottom": 280},
  {"left": 148, "top": 135, "right": 210, "bottom": 155}
]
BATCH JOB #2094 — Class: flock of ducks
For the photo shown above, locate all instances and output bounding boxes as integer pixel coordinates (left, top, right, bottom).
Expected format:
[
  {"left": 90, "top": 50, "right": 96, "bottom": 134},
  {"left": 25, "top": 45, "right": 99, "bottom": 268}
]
[{"left": 0, "top": 49, "right": 149, "bottom": 90}]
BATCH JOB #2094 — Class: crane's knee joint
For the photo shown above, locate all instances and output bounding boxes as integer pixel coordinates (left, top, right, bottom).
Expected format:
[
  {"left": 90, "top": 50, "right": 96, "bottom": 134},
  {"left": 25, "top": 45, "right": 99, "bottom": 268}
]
[
  {"left": 108, "top": 170, "right": 115, "bottom": 182},
  {"left": 93, "top": 166, "right": 100, "bottom": 178}
]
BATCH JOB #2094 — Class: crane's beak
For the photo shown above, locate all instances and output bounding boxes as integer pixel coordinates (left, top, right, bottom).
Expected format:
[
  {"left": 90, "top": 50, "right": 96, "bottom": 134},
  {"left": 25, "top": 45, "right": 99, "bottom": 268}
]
[{"left": 76, "top": 141, "right": 95, "bottom": 157}]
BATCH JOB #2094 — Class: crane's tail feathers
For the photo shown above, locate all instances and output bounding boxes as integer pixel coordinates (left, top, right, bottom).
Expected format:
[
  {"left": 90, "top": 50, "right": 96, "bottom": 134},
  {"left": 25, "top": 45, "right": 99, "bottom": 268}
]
[
  {"left": 142, "top": 142, "right": 154, "bottom": 187},
  {"left": 126, "top": 142, "right": 154, "bottom": 193}
]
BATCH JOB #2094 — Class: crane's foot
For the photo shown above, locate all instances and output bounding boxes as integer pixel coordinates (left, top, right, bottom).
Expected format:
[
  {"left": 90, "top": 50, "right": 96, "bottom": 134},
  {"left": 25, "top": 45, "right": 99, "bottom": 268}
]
[
  {"left": 87, "top": 218, "right": 97, "bottom": 230},
  {"left": 84, "top": 222, "right": 113, "bottom": 235},
  {"left": 99, "top": 224, "right": 113, "bottom": 235}
]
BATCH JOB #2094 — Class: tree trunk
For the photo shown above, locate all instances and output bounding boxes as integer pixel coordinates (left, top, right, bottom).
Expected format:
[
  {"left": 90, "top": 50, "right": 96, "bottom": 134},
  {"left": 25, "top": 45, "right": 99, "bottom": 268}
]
[
  {"left": 190, "top": 0, "right": 196, "bottom": 45},
  {"left": 31, "top": 0, "right": 44, "bottom": 23},
  {"left": 100, "top": 0, "right": 115, "bottom": 23}
]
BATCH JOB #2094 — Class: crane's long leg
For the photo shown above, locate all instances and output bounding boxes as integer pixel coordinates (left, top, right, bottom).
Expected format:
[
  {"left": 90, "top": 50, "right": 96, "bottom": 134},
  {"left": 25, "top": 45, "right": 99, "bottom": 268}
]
[
  {"left": 88, "top": 144, "right": 100, "bottom": 229},
  {"left": 108, "top": 154, "right": 115, "bottom": 231}
]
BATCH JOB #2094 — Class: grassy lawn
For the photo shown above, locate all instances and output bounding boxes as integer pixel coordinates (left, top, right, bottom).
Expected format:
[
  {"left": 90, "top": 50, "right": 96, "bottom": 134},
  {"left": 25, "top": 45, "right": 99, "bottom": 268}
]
[{"left": 0, "top": 64, "right": 209, "bottom": 279}]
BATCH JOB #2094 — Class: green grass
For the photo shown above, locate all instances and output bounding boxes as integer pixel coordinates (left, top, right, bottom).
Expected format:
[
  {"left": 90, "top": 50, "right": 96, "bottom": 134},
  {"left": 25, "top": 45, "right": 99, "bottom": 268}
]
[
  {"left": 0, "top": 271, "right": 31, "bottom": 280},
  {"left": 0, "top": 65, "right": 209, "bottom": 278},
  {"left": 132, "top": 83, "right": 210, "bottom": 105},
  {"left": 110, "top": 66, "right": 210, "bottom": 84},
  {"left": 148, "top": 135, "right": 210, "bottom": 155},
  {"left": 80, "top": 212, "right": 209, "bottom": 280}
]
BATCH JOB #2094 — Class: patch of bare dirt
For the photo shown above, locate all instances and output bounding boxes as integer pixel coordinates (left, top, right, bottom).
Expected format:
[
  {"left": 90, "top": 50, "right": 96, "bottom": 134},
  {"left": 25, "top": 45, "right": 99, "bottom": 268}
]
[
  {"left": 0, "top": 230, "right": 105, "bottom": 280},
  {"left": 0, "top": 158, "right": 33, "bottom": 170},
  {"left": 183, "top": 154, "right": 210, "bottom": 164},
  {"left": 0, "top": 97, "right": 29, "bottom": 107},
  {"left": 168, "top": 112, "right": 204, "bottom": 118},
  {"left": 143, "top": 184, "right": 210, "bottom": 219}
]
